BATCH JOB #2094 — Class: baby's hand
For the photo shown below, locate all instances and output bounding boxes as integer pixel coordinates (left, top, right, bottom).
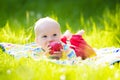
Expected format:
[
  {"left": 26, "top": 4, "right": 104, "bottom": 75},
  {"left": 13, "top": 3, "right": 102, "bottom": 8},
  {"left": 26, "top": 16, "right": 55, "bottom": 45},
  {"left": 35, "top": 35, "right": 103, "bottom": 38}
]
[
  {"left": 49, "top": 51, "right": 62, "bottom": 60},
  {"left": 48, "top": 41, "right": 63, "bottom": 60}
]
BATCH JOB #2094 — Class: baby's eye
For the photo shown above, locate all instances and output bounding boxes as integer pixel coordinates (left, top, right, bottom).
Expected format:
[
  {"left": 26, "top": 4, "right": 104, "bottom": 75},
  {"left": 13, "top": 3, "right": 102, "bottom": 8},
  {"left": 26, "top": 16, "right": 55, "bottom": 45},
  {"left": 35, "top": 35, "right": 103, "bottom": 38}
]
[
  {"left": 42, "top": 35, "right": 47, "bottom": 38},
  {"left": 53, "top": 34, "right": 57, "bottom": 37}
]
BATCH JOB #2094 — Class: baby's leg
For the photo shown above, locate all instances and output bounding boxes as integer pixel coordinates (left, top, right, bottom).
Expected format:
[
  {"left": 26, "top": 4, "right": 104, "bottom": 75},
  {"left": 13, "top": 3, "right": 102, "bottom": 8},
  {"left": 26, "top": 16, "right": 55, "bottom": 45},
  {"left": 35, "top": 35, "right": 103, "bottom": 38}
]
[
  {"left": 62, "top": 30, "right": 72, "bottom": 39},
  {"left": 61, "top": 30, "right": 72, "bottom": 44},
  {"left": 70, "top": 34, "right": 96, "bottom": 59}
]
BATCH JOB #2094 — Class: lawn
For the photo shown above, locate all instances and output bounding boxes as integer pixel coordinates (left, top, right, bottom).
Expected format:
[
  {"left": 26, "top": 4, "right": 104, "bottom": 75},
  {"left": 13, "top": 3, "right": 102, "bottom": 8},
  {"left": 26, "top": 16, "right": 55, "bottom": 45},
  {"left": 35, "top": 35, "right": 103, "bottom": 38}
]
[{"left": 0, "top": 0, "right": 120, "bottom": 80}]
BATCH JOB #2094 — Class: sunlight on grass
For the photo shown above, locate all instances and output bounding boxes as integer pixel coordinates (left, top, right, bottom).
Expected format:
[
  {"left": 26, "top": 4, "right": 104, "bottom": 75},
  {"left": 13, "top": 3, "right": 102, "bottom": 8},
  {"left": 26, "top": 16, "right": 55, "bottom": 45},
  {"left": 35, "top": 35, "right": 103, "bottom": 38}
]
[
  {"left": 66, "top": 22, "right": 72, "bottom": 32},
  {"left": 0, "top": 21, "right": 34, "bottom": 44},
  {"left": 82, "top": 7, "right": 120, "bottom": 48}
]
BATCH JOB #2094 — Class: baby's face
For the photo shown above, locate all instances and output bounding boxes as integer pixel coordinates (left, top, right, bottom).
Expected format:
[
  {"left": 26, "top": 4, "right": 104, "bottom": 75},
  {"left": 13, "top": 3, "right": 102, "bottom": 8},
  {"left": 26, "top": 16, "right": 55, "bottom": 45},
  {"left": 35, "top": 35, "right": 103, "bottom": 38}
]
[{"left": 36, "top": 23, "right": 61, "bottom": 50}]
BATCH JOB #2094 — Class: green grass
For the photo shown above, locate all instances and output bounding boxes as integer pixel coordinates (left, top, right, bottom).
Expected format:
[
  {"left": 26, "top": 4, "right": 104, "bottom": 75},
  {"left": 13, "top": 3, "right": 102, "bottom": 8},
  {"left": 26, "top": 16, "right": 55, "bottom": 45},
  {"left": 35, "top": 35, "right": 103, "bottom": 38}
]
[
  {"left": 0, "top": 0, "right": 120, "bottom": 80},
  {"left": 0, "top": 50, "right": 120, "bottom": 80}
]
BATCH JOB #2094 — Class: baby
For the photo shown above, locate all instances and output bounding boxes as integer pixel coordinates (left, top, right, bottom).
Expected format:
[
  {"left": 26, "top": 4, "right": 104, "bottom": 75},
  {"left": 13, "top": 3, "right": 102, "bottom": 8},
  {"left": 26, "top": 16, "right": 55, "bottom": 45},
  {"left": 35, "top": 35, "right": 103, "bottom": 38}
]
[
  {"left": 34, "top": 17, "right": 96, "bottom": 60},
  {"left": 34, "top": 17, "right": 62, "bottom": 59}
]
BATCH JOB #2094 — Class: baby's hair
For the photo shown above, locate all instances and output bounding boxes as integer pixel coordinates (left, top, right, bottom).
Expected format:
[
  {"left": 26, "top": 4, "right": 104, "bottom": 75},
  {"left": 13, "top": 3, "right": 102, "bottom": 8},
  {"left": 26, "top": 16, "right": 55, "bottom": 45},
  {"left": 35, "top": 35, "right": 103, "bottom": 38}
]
[{"left": 34, "top": 17, "right": 60, "bottom": 37}]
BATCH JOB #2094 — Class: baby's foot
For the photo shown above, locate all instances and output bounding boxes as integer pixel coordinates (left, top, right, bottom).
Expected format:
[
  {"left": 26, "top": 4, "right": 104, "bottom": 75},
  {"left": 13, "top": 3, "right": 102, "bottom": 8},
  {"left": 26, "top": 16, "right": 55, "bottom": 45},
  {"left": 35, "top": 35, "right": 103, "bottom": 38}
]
[
  {"left": 62, "top": 30, "right": 72, "bottom": 39},
  {"left": 76, "top": 29, "right": 85, "bottom": 35}
]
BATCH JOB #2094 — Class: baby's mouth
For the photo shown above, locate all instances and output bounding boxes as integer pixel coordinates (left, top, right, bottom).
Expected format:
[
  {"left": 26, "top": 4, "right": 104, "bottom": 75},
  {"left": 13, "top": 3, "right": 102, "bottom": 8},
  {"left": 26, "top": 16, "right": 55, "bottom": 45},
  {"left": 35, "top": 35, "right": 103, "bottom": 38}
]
[{"left": 48, "top": 41, "right": 54, "bottom": 46}]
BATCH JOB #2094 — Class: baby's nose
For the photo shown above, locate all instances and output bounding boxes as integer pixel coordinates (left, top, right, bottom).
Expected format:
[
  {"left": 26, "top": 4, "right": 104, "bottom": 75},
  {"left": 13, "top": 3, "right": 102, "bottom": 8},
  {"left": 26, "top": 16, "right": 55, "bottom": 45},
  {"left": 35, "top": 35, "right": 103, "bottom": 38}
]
[{"left": 48, "top": 37, "right": 54, "bottom": 43}]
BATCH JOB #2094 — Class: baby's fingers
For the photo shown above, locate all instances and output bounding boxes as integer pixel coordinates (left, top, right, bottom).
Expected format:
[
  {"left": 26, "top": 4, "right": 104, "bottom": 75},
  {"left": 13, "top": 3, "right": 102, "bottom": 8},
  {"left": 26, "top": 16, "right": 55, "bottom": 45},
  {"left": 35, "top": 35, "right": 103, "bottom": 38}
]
[{"left": 53, "top": 51, "right": 62, "bottom": 54}]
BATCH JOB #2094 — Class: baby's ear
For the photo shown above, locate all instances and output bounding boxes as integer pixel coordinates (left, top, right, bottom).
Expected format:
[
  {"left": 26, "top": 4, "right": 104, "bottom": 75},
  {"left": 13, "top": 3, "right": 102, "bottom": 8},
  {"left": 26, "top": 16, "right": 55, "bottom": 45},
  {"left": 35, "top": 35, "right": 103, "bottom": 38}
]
[{"left": 76, "top": 29, "right": 85, "bottom": 35}]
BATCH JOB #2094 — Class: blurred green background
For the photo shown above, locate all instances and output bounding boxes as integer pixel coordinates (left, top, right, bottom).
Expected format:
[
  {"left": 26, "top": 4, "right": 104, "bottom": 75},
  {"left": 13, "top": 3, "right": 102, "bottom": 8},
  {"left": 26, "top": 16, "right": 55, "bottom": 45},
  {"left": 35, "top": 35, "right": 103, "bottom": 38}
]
[
  {"left": 0, "top": 0, "right": 120, "bottom": 47},
  {"left": 0, "top": 0, "right": 118, "bottom": 29}
]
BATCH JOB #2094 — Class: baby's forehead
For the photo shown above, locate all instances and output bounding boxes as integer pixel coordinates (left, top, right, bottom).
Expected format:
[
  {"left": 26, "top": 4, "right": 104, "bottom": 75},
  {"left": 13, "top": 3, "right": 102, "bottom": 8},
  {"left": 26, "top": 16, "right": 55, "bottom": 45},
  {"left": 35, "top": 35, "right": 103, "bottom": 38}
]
[
  {"left": 39, "top": 27, "right": 60, "bottom": 34},
  {"left": 36, "top": 17, "right": 59, "bottom": 26},
  {"left": 35, "top": 17, "right": 60, "bottom": 30},
  {"left": 34, "top": 17, "right": 61, "bottom": 36}
]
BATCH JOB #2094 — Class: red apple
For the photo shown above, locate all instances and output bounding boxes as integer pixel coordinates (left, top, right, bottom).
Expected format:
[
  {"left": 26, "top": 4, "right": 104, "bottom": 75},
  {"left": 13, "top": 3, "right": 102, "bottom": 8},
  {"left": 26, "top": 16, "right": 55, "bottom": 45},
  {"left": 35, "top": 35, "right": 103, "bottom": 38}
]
[{"left": 48, "top": 41, "right": 63, "bottom": 55}]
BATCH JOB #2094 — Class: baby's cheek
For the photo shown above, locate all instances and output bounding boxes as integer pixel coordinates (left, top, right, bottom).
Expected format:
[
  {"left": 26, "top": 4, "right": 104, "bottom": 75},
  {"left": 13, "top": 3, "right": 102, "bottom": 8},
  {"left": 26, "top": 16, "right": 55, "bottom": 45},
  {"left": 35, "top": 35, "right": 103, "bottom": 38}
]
[
  {"left": 55, "top": 36, "right": 61, "bottom": 41},
  {"left": 43, "top": 42, "right": 50, "bottom": 50},
  {"left": 37, "top": 40, "right": 46, "bottom": 48}
]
